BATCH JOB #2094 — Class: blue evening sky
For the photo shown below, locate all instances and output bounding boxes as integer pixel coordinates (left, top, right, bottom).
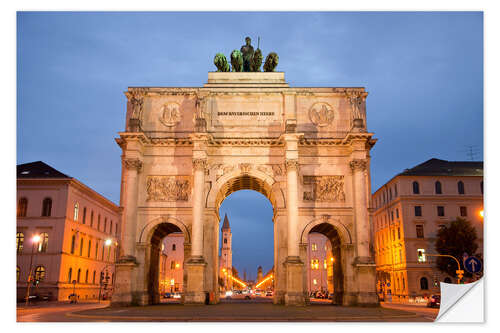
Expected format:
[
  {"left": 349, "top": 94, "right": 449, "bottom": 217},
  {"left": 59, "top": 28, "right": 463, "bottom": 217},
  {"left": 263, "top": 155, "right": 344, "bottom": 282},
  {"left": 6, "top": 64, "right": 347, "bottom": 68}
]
[{"left": 17, "top": 12, "right": 483, "bottom": 280}]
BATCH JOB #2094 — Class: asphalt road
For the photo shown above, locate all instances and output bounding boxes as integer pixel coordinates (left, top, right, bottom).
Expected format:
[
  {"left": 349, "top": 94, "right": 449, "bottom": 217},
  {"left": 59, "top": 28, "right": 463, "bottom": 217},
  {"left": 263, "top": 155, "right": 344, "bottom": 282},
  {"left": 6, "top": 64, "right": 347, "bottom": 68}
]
[{"left": 381, "top": 302, "right": 439, "bottom": 321}]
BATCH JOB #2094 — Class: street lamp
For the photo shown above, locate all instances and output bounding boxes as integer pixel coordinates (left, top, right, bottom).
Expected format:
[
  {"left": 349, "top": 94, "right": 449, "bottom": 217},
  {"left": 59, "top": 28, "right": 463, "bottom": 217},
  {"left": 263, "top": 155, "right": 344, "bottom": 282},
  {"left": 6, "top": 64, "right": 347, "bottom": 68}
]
[
  {"left": 25, "top": 234, "right": 41, "bottom": 306},
  {"left": 479, "top": 209, "right": 484, "bottom": 219},
  {"left": 99, "top": 238, "right": 118, "bottom": 302}
]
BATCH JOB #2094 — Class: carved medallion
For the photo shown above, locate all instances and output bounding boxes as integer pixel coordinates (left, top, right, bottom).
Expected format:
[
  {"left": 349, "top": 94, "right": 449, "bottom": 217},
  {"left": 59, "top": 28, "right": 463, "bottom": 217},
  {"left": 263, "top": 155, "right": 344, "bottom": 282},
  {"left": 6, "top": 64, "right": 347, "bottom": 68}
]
[
  {"left": 146, "top": 176, "right": 190, "bottom": 202},
  {"left": 160, "top": 102, "right": 181, "bottom": 127},
  {"left": 308, "top": 102, "right": 335, "bottom": 127},
  {"left": 303, "top": 176, "right": 346, "bottom": 202}
]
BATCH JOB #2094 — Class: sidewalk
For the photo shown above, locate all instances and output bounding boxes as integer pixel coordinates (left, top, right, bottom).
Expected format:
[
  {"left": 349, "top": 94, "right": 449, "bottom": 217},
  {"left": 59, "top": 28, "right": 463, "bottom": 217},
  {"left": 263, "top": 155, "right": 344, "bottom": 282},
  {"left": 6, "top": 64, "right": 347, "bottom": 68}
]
[{"left": 68, "top": 302, "right": 431, "bottom": 322}]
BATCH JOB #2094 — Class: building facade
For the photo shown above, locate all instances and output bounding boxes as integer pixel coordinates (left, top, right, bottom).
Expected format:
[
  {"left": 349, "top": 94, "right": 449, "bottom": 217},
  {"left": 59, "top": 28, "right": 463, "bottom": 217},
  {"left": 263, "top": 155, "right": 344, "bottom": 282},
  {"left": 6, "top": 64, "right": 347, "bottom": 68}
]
[
  {"left": 113, "top": 71, "right": 378, "bottom": 306},
  {"left": 159, "top": 232, "right": 184, "bottom": 293},
  {"left": 17, "top": 161, "right": 121, "bottom": 301},
  {"left": 306, "top": 232, "right": 333, "bottom": 295},
  {"left": 372, "top": 158, "right": 483, "bottom": 302},
  {"left": 219, "top": 214, "right": 233, "bottom": 291}
]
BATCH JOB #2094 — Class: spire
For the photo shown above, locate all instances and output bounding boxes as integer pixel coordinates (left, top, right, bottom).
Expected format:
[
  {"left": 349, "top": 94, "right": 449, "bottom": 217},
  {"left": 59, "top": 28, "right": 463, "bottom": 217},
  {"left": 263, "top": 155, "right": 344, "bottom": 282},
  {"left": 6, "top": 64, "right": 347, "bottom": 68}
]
[{"left": 222, "top": 213, "right": 231, "bottom": 231}]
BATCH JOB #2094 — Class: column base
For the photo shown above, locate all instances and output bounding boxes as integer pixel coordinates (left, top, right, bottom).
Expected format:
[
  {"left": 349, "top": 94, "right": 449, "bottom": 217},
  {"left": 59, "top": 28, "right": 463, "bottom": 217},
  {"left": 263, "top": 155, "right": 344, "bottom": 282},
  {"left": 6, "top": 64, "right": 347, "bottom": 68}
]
[
  {"left": 284, "top": 256, "right": 305, "bottom": 306},
  {"left": 184, "top": 256, "right": 207, "bottom": 304},
  {"left": 354, "top": 256, "right": 379, "bottom": 306},
  {"left": 111, "top": 261, "right": 138, "bottom": 307}
]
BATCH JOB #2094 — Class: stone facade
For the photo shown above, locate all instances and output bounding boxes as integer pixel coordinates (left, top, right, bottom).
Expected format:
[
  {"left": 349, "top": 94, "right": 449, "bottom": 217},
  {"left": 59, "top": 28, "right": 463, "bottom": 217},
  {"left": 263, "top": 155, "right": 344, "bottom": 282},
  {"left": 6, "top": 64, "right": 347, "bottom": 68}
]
[
  {"left": 113, "top": 72, "right": 378, "bottom": 306},
  {"left": 159, "top": 233, "right": 184, "bottom": 293},
  {"left": 306, "top": 233, "right": 333, "bottom": 295},
  {"left": 16, "top": 161, "right": 121, "bottom": 302},
  {"left": 372, "top": 158, "right": 483, "bottom": 303}
]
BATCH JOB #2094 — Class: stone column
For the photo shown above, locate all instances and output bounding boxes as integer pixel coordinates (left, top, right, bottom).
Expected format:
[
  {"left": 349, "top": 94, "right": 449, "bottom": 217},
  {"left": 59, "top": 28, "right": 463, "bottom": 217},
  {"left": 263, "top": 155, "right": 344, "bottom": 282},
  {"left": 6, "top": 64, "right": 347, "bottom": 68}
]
[
  {"left": 121, "top": 158, "right": 142, "bottom": 260},
  {"left": 350, "top": 159, "right": 370, "bottom": 259},
  {"left": 285, "top": 159, "right": 300, "bottom": 258},
  {"left": 184, "top": 158, "right": 207, "bottom": 304}
]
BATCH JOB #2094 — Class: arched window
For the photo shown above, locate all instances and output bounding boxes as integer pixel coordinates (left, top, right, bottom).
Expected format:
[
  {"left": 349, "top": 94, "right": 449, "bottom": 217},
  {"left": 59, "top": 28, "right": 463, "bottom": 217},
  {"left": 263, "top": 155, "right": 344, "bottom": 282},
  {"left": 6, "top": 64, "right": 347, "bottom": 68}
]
[
  {"left": 38, "top": 232, "right": 48, "bottom": 253},
  {"left": 17, "top": 197, "right": 28, "bottom": 217},
  {"left": 34, "top": 266, "right": 46, "bottom": 281},
  {"left": 16, "top": 232, "right": 24, "bottom": 253},
  {"left": 412, "top": 181, "right": 420, "bottom": 194},
  {"left": 42, "top": 198, "right": 52, "bottom": 216},
  {"left": 79, "top": 238, "right": 84, "bottom": 256},
  {"left": 172, "top": 244, "right": 176, "bottom": 251},
  {"left": 88, "top": 240, "right": 92, "bottom": 257},
  {"left": 420, "top": 277, "right": 429, "bottom": 290},
  {"left": 458, "top": 181, "right": 465, "bottom": 194},
  {"left": 70, "top": 235, "right": 76, "bottom": 254},
  {"left": 85, "top": 269, "right": 89, "bottom": 283},
  {"left": 480, "top": 181, "right": 483, "bottom": 194},
  {"left": 17, "top": 266, "right": 20, "bottom": 282},
  {"left": 77, "top": 268, "right": 81, "bottom": 283},
  {"left": 82, "top": 207, "right": 87, "bottom": 224},
  {"left": 435, "top": 181, "right": 442, "bottom": 194},
  {"left": 444, "top": 277, "right": 452, "bottom": 284},
  {"left": 73, "top": 202, "right": 79, "bottom": 221},
  {"left": 92, "top": 270, "right": 96, "bottom": 284},
  {"left": 68, "top": 268, "right": 72, "bottom": 283}
]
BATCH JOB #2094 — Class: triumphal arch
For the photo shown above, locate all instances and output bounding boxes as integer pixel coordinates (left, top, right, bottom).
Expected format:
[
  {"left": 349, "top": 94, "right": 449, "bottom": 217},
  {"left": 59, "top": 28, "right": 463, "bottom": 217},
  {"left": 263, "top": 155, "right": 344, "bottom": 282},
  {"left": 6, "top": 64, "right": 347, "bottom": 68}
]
[{"left": 113, "top": 72, "right": 378, "bottom": 306}]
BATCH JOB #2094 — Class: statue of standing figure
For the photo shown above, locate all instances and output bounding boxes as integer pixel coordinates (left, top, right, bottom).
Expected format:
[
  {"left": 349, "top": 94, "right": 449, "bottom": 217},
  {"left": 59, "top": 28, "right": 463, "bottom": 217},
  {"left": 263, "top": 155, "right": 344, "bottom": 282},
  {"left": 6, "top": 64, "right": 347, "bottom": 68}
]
[{"left": 240, "top": 36, "right": 255, "bottom": 72}]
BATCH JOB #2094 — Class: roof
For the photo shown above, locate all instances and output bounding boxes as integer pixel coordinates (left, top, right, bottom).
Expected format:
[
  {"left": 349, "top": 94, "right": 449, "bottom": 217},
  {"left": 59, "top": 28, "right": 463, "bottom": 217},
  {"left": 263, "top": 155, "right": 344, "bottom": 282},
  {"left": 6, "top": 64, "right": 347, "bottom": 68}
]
[
  {"left": 17, "top": 161, "right": 71, "bottom": 179},
  {"left": 222, "top": 214, "right": 230, "bottom": 230},
  {"left": 398, "top": 158, "right": 483, "bottom": 177}
]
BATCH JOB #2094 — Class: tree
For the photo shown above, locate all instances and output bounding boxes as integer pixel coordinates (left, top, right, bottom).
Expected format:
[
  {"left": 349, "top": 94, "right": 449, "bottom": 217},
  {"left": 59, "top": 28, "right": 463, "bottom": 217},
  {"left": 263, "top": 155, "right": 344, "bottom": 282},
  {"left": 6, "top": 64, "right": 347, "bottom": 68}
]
[{"left": 435, "top": 217, "right": 479, "bottom": 277}]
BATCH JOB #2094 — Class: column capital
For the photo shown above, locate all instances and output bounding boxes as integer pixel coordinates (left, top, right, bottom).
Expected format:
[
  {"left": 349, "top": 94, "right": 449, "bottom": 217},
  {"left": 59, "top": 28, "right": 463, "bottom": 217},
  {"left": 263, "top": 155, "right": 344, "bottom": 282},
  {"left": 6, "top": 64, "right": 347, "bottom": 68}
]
[
  {"left": 192, "top": 158, "right": 207, "bottom": 172},
  {"left": 350, "top": 159, "right": 367, "bottom": 172},
  {"left": 122, "top": 158, "right": 143, "bottom": 172},
  {"left": 285, "top": 159, "right": 299, "bottom": 172}
]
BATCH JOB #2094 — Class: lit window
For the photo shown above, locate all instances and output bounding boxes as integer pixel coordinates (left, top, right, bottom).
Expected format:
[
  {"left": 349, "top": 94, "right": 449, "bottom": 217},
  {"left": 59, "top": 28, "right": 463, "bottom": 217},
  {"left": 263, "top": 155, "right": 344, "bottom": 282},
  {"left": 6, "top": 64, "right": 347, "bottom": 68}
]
[
  {"left": 313, "top": 279, "right": 317, "bottom": 285},
  {"left": 311, "top": 243, "right": 317, "bottom": 251},
  {"left": 16, "top": 232, "right": 24, "bottom": 253},
  {"left": 310, "top": 259, "right": 315, "bottom": 269},
  {"left": 460, "top": 206, "right": 468, "bottom": 217},
  {"left": 323, "top": 259, "right": 327, "bottom": 269},
  {"left": 38, "top": 232, "right": 48, "bottom": 253},
  {"left": 17, "top": 197, "right": 28, "bottom": 217},
  {"left": 73, "top": 203, "right": 79, "bottom": 221},
  {"left": 175, "top": 263, "right": 180, "bottom": 269},
  {"left": 42, "top": 198, "right": 52, "bottom": 217},
  {"left": 417, "top": 249, "right": 426, "bottom": 263},
  {"left": 161, "top": 243, "right": 165, "bottom": 251},
  {"left": 313, "top": 259, "right": 319, "bottom": 269},
  {"left": 34, "top": 266, "right": 45, "bottom": 281}
]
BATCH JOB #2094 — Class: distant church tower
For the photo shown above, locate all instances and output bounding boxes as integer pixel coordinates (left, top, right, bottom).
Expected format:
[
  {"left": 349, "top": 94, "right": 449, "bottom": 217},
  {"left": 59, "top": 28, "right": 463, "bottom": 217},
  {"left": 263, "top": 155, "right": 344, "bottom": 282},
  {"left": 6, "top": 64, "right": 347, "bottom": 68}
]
[
  {"left": 220, "top": 214, "right": 233, "bottom": 290},
  {"left": 257, "top": 266, "right": 263, "bottom": 283}
]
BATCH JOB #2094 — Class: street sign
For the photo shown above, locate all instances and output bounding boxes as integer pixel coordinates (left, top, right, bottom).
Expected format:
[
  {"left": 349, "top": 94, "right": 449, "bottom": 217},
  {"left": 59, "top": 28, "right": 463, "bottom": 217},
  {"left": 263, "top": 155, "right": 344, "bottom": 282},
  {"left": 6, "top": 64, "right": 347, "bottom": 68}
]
[{"left": 464, "top": 256, "right": 483, "bottom": 273}]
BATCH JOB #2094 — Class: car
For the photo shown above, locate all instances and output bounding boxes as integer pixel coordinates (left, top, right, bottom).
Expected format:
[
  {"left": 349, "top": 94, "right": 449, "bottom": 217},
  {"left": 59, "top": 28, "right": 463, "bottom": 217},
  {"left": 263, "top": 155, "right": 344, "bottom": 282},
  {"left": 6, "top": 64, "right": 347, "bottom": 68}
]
[
  {"left": 172, "top": 293, "right": 181, "bottom": 299},
  {"left": 266, "top": 290, "right": 273, "bottom": 296},
  {"left": 225, "top": 290, "right": 233, "bottom": 298},
  {"left": 163, "top": 292, "right": 172, "bottom": 298},
  {"left": 255, "top": 289, "right": 263, "bottom": 296},
  {"left": 427, "top": 294, "right": 441, "bottom": 308}
]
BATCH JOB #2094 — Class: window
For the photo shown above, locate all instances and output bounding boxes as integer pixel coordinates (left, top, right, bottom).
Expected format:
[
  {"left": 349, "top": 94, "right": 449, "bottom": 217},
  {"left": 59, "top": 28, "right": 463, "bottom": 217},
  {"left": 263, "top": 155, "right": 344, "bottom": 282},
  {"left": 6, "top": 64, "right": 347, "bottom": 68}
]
[
  {"left": 82, "top": 207, "right": 87, "bottom": 224},
  {"left": 93, "top": 271, "right": 96, "bottom": 284},
  {"left": 34, "top": 266, "right": 45, "bottom": 281},
  {"left": 417, "top": 249, "right": 426, "bottom": 262},
  {"left": 437, "top": 206, "right": 445, "bottom": 217},
  {"left": 172, "top": 244, "right": 176, "bottom": 251},
  {"left": 85, "top": 269, "right": 89, "bottom": 283},
  {"left": 17, "top": 266, "right": 20, "bottom": 282},
  {"left": 38, "top": 232, "right": 48, "bottom": 253},
  {"left": 98, "top": 214, "right": 101, "bottom": 231},
  {"left": 42, "top": 198, "right": 52, "bottom": 216},
  {"left": 224, "top": 238, "right": 227, "bottom": 244},
  {"left": 101, "top": 244, "right": 105, "bottom": 260},
  {"left": 95, "top": 240, "right": 99, "bottom": 259},
  {"left": 171, "top": 261, "right": 176, "bottom": 269},
  {"left": 435, "top": 181, "right": 442, "bottom": 194},
  {"left": 109, "top": 221, "right": 113, "bottom": 234},
  {"left": 90, "top": 211, "right": 94, "bottom": 227},
  {"left": 313, "top": 279, "right": 317, "bottom": 285},
  {"left": 412, "top": 181, "right": 420, "bottom": 194},
  {"left": 402, "top": 276, "right": 405, "bottom": 290},
  {"left": 480, "top": 181, "right": 483, "bottom": 194},
  {"left": 397, "top": 227, "right": 401, "bottom": 239},
  {"left": 104, "top": 218, "right": 107, "bottom": 233},
  {"left": 68, "top": 268, "right": 73, "bottom": 283},
  {"left": 438, "top": 224, "right": 446, "bottom": 231},
  {"left": 79, "top": 238, "right": 84, "bottom": 256},
  {"left": 77, "top": 268, "right": 81, "bottom": 283},
  {"left": 391, "top": 211, "right": 394, "bottom": 221},
  {"left": 458, "top": 181, "right": 465, "bottom": 194},
  {"left": 311, "top": 243, "right": 317, "bottom": 251},
  {"left": 312, "top": 259, "right": 319, "bottom": 269},
  {"left": 73, "top": 203, "right": 79, "bottom": 221},
  {"left": 389, "top": 188, "right": 392, "bottom": 201},
  {"left": 414, "top": 206, "right": 422, "bottom": 217},
  {"left": 394, "top": 184, "right": 398, "bottom": 197},
  {"left": 70, "top": 235, "right": 76, "bottom": 254},
  {"left": 396, "top": 208, "right": 399, "bottom": 219},
  {"left": 17, "top": 197, "right": 28, "bottom": 217},
  {"left": 416, "top": 225, "right": 424, "bottom": 238},
  {"left": 420, "top": 277, "right": 429, "bottom": 290},
  {"left": 88, "top": 240, "right": 92, "bottom": 257},
  {"left": 115, "top": 223, "right": 118, "bottom": 236},
  {"left": 107, "top": 247, "right": 111, "bottom": 261},
  {"left": 323, "top": 259, "right": 327, "bottom": 269},
  {"left": 16, "top": 232, "right": 24, "bottom": 253},
  {"left": 460, "top": 206, "right": 468, "bottom": 217}
]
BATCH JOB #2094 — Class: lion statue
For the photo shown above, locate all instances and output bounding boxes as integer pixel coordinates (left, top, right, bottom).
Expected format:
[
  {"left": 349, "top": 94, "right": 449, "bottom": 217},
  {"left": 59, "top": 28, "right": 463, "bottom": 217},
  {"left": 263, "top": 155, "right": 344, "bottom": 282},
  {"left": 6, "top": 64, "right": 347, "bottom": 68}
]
[
  {"left": 252, "top": 48, "right": 263, "bottom": 72},
  {"left": 263, "top": 52, "right": 279, "bottom": 72},
  {"left": 214, "top": 53, "right": 230, "bottom": 72},
  {"left": 230, "top": 49, "right": 243, "bottom": 72}
]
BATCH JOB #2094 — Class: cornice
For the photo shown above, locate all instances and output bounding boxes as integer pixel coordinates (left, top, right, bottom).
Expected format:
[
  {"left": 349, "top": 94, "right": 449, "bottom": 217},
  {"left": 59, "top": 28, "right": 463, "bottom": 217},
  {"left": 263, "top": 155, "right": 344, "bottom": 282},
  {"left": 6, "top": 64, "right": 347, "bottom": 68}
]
[{"left": 207, "top": 137, "right": 284, "bottom": 147}]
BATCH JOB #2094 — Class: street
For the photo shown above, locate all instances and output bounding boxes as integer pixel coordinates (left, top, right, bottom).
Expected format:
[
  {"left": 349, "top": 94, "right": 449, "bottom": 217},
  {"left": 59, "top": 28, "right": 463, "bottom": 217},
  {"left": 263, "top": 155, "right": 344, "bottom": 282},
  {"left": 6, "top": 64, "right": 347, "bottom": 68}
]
[
  {"left": 17, "top": 301, "right": 110, "bottom": 322},
  {"left": 381, "top": 302, "right": 439, "bottom": 321}
]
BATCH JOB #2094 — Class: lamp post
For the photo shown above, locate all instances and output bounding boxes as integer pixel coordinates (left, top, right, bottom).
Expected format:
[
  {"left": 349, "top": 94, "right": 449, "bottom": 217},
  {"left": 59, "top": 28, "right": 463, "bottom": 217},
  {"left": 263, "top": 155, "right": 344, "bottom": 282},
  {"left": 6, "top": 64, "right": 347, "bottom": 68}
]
[
  {"left": 99, "top": 238, "right": 117, "bottom": 302},
  {"left": 25, "top": 234, "right": 41, "bottom": 306}
]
